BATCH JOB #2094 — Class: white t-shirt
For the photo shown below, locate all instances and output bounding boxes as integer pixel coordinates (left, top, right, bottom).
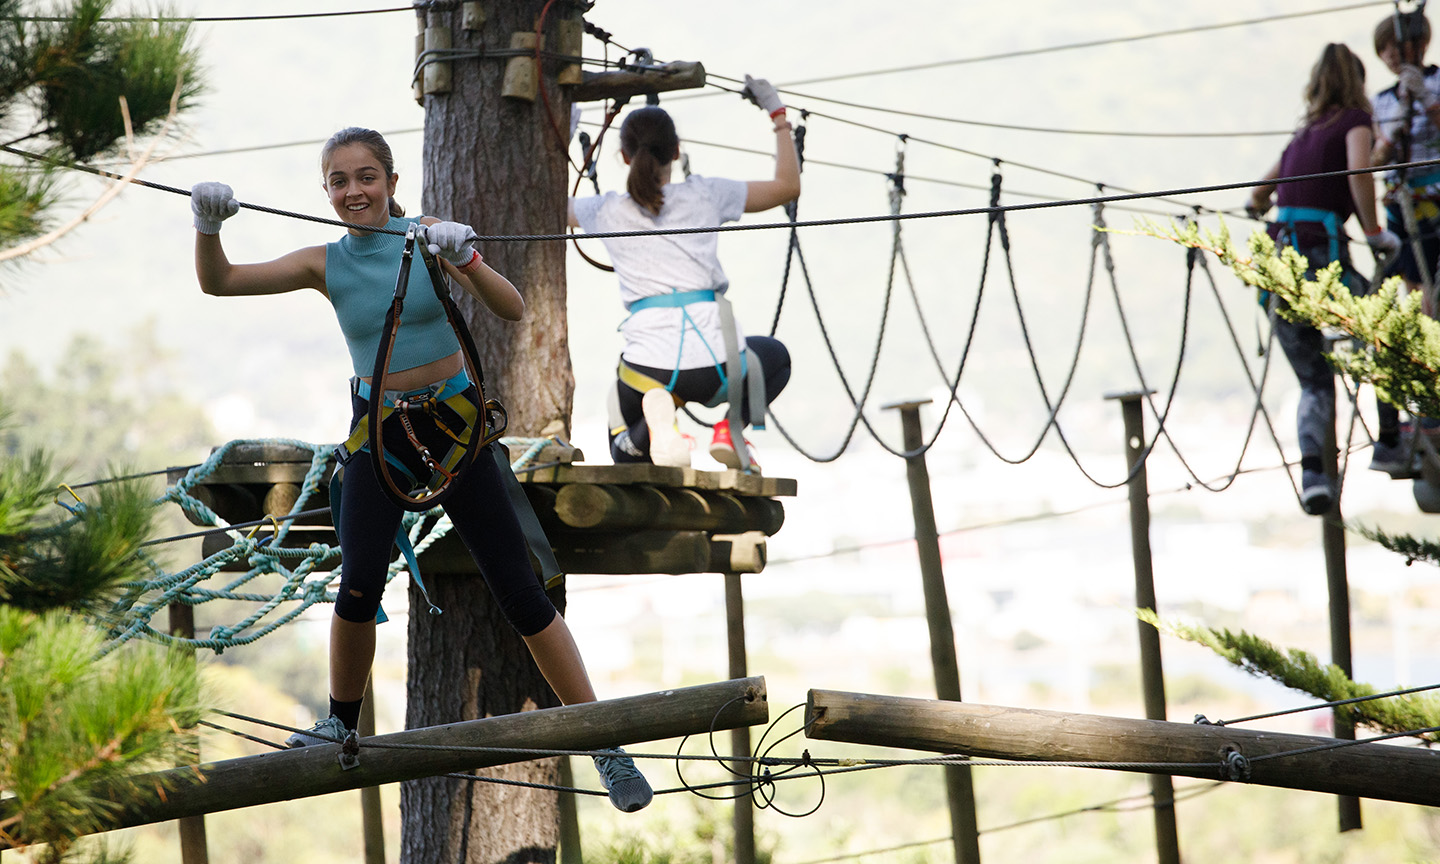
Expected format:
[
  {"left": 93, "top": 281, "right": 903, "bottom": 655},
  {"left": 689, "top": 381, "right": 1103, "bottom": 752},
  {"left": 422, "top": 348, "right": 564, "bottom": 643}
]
[{"left": 572, "top": 175, "right": 749, "bottom": 370}]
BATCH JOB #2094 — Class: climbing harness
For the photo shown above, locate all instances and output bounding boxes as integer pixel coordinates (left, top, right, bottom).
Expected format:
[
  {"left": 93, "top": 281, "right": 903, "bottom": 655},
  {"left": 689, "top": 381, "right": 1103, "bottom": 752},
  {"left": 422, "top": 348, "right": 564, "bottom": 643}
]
[
  {"left": 355, "top": 222, "right": 507, "bottom": 512},
  {"left": 330, "top": 223, "right": 563, "bottom": 614},
  {"left": 617, "top": 287, "right": 768, "bottom": 472}
]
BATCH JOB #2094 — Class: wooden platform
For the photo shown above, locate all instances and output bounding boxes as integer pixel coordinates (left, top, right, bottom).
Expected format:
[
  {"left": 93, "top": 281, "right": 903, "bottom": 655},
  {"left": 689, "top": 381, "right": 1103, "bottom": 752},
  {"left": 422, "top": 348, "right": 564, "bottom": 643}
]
[{"left": 167, "top": 441, "right": 795, "bottom": 575}]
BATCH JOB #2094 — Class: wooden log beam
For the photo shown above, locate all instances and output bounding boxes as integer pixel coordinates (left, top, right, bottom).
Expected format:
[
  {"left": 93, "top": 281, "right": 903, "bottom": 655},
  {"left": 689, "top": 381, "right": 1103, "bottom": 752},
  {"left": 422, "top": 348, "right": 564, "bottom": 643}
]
[
  {"left": 554, "top": 484, "right": 784, "bottom": 535},
  {"left": 570, "top": 61, "right": 705, "bottom": 103},
  {"left": 805, "top": 690, "right": 1440, "bottom": 808},
  {"left": 1, "top": 678, "right": 767, "bottom": 848}
]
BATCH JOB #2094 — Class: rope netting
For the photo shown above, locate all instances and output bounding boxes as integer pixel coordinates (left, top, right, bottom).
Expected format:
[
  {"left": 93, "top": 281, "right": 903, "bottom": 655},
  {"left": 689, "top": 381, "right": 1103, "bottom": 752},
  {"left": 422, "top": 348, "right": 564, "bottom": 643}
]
[{"left": 91, "top": 435, "right": 557, "bottom": 657}]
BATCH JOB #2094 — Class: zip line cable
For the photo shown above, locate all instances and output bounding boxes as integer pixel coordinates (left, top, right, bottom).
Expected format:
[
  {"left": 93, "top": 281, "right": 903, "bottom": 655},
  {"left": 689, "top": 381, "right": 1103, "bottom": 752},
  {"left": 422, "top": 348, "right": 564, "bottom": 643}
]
[
  {"left": 704, "top": 71, "right": 1292, "bottom": 140},
  {"left": 13, "top": 6, "right": 414, "bottom": 23},
  {"left": 663, "top": 2, "right": 1389, "bottom": 98},
  {"left": 6, "top": 138, "right": 1424, "bottom": 243}
]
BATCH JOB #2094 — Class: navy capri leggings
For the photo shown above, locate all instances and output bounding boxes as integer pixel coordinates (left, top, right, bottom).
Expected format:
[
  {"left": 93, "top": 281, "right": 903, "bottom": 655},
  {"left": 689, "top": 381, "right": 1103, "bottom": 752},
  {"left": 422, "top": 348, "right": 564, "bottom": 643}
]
[{"left": 333, "top": 383, "right": 557, "bottom": 636}]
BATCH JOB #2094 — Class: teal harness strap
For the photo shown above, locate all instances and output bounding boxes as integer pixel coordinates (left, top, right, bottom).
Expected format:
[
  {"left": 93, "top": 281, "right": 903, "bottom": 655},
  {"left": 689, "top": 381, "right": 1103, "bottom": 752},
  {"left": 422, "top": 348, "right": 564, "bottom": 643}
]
[
  {"left": 625, "top": 289, "right": 717, "bottom": 311},
  {"left": 327, "top": 464, "right": 442, "bottom": 622},
  {"left": 1406, "top": 169, "right": 1440, "bottom": 188},
  {"left": 624, "top": 288, "right": 767, "bottom": 471},
  {"left": 1275, "top": 206, "right": 1341, "bottom": 263}
]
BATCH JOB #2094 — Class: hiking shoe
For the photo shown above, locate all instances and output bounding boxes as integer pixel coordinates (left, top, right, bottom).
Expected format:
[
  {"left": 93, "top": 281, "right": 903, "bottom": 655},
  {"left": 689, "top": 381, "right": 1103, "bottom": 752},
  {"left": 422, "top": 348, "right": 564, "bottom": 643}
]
[
  {"left": 642, "top": 388, "right": 691, "bottom": 468},
  {"left": 593, "top": 747, "right": 653, "bottom": 812},
  {"left": 1370, "top": 437, "right": 1421, "bottom": 479},
  {"left": 709, "top": 419, "right": 760, "bottom": 473},
  {"left": 285, "top": 715, "right": 350, "bottom": 749},
  {"left": 1300, "top": 468, "right": 1334, "bottom": 515}
]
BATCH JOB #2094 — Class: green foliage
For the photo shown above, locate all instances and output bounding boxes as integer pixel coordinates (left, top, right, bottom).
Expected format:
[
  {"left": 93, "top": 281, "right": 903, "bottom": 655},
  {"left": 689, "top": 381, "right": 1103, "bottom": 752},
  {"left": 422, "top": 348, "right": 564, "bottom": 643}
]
[
  {"left": 0, "top": 471, "right": 157, "bottom": 613},
  {"left": 0, "top": 0, "right": 204, "bottom": 251},
  {"left": 0, "top": 604, "right": 202, "bottom": 854},
  {"left": 0, "top": 404, "right": 207, "bottom": 861},
  {"left": 1137, "top": 219, "right": 1440, "bottom": 418},
  {"left": 1355, "top": 523, "right": 1440, "bottom": 567},
  {"left": 0, "top": 162, "right": 56, "bottom": 243},
  {"left": 1138, "top": 609, "right": 1440, "bottom": 742},
  {"left": 26, "top": 0, "right": 202, "bottom": 160},
  {"left": 584, "top": 801, "right": 776, "bottom": 864}
]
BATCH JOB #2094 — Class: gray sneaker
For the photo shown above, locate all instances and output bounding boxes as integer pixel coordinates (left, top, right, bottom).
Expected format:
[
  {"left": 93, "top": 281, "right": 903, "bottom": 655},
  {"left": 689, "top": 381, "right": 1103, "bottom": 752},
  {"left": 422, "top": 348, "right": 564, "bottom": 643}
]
[
  {"left": 285, "top": 715, "right": 349, "bottom": 748},
  {"left": 593, "top": 747, "right": 653, "bottom": 812},
  {"left": 1370, "top": 439, "right": 1421, "bottom": 479}
]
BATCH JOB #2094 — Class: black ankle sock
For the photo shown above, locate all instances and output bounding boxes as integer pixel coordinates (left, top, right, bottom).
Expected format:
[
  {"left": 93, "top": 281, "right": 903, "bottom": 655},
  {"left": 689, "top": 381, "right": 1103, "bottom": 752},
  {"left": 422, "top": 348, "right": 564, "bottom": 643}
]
[
  {"left": 329, "top": 697, "right": 363, "bottom": 731},
  {"left": 1300, "top": 455, "right": 1323, "bottom": 473}
]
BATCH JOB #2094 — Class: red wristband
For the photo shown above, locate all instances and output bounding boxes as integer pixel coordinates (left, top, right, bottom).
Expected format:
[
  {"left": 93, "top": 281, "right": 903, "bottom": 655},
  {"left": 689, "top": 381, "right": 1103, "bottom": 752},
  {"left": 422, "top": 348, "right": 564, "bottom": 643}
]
[
  {"left": 769, "top": 106, "right": 787, "bottom": 120},
  {"left": 457, "top": 249, "right": 483, "bottom": 274}
]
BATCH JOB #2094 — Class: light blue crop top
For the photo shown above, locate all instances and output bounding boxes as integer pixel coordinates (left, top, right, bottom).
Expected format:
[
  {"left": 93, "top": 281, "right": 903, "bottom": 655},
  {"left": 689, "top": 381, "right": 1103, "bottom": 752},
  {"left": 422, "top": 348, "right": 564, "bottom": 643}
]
[{"left": 325, "top": 215, "right": 461, "bottom": 376}]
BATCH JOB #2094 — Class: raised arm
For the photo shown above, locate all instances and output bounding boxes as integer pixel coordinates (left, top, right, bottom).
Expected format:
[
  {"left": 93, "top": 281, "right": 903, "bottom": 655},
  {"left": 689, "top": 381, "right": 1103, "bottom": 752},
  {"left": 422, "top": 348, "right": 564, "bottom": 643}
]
[
  {"left": 421, "top": 219, "right": 525, "bottom": 321},
  {"left": 741, "top": 75, "right": 801, "bottom": 213},
  {"left": 192, "top": 182, "right": 325, "bottom": 297}
]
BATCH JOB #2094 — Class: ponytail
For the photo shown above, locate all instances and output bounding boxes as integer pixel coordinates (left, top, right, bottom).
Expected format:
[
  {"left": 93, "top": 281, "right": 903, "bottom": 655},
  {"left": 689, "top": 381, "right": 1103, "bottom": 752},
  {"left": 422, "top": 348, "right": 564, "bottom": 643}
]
[{"left": 619, "top": 107, "right": 679, "bottom": 216}]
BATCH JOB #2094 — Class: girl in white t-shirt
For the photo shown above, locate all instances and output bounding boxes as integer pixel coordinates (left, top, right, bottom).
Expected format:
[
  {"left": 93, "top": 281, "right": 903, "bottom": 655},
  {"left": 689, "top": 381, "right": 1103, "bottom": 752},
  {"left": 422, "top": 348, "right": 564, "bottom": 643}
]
[{"left": 568, "top": 77, "right": 800, "bottom": 472}]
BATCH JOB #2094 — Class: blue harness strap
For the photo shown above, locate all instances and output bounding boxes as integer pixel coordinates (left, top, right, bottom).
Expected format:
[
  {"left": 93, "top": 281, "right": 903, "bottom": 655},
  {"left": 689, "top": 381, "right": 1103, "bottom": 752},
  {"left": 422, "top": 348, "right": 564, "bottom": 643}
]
[
  {"left": 1405, "top": 169, "right": 1440, "bottom": 189},
  {"left": 621, "top": 288, "right": 767, "bottom": 466},
  {"left": 1275, "top": 206, "right": 1341, "bottom": 263},
  {"left": 625, "top": 288, "right": 717, "bottom": 312}
]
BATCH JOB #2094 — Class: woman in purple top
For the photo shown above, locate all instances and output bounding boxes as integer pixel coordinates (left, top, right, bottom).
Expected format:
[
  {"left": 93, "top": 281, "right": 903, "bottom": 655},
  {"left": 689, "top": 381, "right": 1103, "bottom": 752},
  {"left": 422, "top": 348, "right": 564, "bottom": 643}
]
[{"left": 1246, "top": 43, "right": 1400, "bottom": 515}]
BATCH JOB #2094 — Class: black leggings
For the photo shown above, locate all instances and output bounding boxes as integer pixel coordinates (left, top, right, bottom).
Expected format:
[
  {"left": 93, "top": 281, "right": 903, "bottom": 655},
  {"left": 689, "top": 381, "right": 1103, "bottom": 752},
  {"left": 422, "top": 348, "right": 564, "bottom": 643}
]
[
  {"left": 334, "top": 390, "right": 556, "bottom": 636},
  {"left": 610, "top": 335, "right": 791, "bottom": 463}
]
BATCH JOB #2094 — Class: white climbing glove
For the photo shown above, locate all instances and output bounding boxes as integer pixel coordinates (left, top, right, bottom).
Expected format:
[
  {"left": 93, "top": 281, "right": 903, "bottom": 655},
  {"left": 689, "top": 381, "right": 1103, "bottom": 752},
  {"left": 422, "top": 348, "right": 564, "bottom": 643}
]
[
  {"left": 743, "top": 74, "right": 785, "bottom": 118},
  {"left": 191, "top": 181, "right": 238, "bottom": 235},
  {"left": 423, "top": 220, "right": 480, "bottom": 269},
  {"left": 1399, "top": 65, "right": 1438, "bottom": 109},
  {"left": 1366, "top": 227, "right": 1402, "bottom": 255}
]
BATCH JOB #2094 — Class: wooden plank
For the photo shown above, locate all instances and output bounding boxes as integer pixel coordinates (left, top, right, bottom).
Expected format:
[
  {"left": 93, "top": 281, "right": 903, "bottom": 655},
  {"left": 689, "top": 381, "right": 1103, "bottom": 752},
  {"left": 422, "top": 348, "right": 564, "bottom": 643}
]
[
  {"left": 805, "top": 690, "right": 1440, "bottom": 807},
  {"left": 2, "top": 678, "right": 768, "bottom": 846},
  {"left": 570, "top": 61, "right": 705, "bottom": 102}
]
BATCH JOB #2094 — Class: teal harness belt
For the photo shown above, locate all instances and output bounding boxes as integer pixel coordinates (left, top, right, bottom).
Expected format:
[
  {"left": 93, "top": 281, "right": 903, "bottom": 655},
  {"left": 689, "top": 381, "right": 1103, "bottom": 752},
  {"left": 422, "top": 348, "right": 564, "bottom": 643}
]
[
  {"left": 625, "top": 288, "right": 717, "bottom": 312},
  {"left": 1275, "top": 205, "right": 1341, "bottom": 263}
]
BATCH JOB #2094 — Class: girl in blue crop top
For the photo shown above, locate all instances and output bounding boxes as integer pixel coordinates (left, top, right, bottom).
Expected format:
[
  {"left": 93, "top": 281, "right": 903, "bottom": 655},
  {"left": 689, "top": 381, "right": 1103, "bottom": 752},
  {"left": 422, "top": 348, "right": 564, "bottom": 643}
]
[{"left": 191, "top": 127, "right": 651, "bottom": 811}]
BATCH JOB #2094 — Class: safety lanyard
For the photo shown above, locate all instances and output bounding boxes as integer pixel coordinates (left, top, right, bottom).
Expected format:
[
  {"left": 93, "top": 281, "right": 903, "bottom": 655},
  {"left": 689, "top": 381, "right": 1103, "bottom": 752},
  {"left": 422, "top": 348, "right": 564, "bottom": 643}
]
[{"left": 367, "top": 223, "right": 508, "bottom": 512}]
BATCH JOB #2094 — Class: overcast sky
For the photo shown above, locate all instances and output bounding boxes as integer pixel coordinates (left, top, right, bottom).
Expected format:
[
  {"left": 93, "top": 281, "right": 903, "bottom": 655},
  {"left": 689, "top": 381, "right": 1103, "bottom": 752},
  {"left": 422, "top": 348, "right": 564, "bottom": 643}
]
[{"left": 0, "top": 0, "right": 1408, "bottom": 462}]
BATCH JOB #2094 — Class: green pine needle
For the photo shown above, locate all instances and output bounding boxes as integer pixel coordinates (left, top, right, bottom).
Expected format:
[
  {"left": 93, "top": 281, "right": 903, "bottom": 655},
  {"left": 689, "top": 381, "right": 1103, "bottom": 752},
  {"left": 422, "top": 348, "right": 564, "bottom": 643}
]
[{"left": 1139, "top": 609, "right": 1440, "bottom": 742}]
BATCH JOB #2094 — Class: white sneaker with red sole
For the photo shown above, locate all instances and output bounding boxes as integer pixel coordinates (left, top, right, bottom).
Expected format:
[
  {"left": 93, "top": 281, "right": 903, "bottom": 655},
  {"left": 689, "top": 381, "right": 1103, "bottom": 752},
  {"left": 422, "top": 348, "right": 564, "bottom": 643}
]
[{"left": 709, "top": 418, "right": 760, "bottom": 473}]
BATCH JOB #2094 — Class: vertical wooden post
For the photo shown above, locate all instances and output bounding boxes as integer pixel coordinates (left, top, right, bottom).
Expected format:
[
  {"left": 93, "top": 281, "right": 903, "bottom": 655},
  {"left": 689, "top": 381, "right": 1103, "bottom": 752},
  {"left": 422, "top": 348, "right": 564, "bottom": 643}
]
[
  {"left": 558, "top": 756, "right": 583, "bottom": 864},
  {"left": 360, "top": 677, "right": 385, "bottom": 864},
  {"left": 725, "top": 572, "right": 756, "bottom": 864},
  {"left": 1321, "top": 397, "right": 1362, "bottom": 832},
  {"left": 168, "top": 602, "right": 209, "bottom": 864},
  {"left": 1105, "top": 390, "right": 1180, "bottom": 864},
  {"left": 882, "top": 399, "right": 982, "bottom": 864}
]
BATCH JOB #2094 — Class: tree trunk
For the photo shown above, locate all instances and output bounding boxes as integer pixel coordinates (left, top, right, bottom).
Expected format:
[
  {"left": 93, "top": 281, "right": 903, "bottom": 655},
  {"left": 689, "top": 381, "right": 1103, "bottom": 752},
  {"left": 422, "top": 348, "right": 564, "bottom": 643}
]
[
  {"left": 420, "top": 0, "right": 574, "bottom": 439},
  {"left": 404, "top": 1, "right": 576, "bottom": 861},
  {"left": 403, "top": 577, "right": 567, "bottom": 863}
]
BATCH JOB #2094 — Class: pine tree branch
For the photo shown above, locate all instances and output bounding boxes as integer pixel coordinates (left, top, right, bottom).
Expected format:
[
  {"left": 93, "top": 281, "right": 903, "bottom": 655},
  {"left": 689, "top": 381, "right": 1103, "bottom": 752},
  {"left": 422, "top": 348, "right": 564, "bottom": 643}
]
[
  {"left": 0, "top": 76, "right": 183, "bottom": 265},
  {"left": 1140, "top": 609, "right": 1440, "bottom": 742}
]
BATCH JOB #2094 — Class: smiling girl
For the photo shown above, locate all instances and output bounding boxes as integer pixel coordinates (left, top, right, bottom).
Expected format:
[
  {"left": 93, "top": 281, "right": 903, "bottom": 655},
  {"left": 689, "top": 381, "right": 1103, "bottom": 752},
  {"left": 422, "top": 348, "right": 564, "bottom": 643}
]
[{"left": 191, "top": 126, "right": 651, "bottom": 811}]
